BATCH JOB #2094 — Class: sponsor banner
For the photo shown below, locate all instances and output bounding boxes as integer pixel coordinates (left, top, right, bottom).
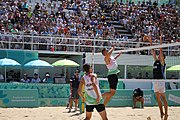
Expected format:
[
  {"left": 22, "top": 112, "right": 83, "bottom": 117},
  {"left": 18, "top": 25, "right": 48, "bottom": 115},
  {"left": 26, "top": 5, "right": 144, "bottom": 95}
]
[
  {"left": 39, "top": 98, "right": 69, "bottom": 107},
  {"left": 143, "top": 91, "right": 156, "bottom": 106},
  {"left": 103, "top": 90, "right": 134, "bottom": 107},
  {"left": 99, "top": 80, "right": 124, "bottom": 89},
  {"left": 166, "top": 90, "right": 180, "bottom": 106},
  {"left": 0, "top": 89, "right": 38, "bottom": 107},
  {"left": 0, "top": 83, "right": 70, "bottom": 98},
  {"left": 101, "top": 90, "right": 180, "bottom": 107},
  {"left": 0, "top": 83, "right": 179, "bottom": 107}
]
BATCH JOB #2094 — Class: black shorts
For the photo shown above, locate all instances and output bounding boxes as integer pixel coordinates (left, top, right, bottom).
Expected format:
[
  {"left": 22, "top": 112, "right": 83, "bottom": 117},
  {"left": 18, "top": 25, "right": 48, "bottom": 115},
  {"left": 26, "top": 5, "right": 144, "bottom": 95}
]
[
  {"left": 71, "top": 88, "right": 79, "bottom": 99},
  {"left": 108, "top": 74, "right": 118, "bottom": 90},
  {"left": 133, "top": 96, "right": 142, "bottom": 101},
  {"left": 86, "top": 104, "right": 105, "bottom": 112}
]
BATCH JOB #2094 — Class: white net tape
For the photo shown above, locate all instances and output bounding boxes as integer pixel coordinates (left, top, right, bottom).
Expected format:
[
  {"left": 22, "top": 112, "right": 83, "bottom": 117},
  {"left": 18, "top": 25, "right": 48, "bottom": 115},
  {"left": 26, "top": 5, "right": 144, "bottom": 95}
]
[
  {"left": 98, "top": 78, "right": 180, "bottom": 82},
  {"left": 114, "top": 42, "right": 180, "bottom": 53}
]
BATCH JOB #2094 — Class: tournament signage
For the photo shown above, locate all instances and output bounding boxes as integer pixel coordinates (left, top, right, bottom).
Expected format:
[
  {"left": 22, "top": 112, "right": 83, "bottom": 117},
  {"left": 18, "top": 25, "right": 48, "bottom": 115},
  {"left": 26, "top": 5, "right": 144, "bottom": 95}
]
[
  {"left": 0, "top": 83, "right": 70, "bottom": 107},
  {"left": 101, "top": 90, "right": 156, "bottom": 107},
  {"left": 0, "top": 89, "right": 38, "bottom": 107},
  {"left": 102, "top": 90, "right": 180, "bottom": 107},
  {"left": 166, "top": 90, "right": 180, "bottom": 106},
  {"left": 0, "top": 83, "right": 179, "bottom": 107}
]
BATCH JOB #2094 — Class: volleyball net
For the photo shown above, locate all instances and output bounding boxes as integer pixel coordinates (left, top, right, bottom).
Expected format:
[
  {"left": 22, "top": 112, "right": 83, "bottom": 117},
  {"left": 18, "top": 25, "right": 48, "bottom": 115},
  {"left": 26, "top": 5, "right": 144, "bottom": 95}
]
[
  {"left": 93, "top": 41, "right": 180, "bottom": 90},
  {"left": 81, "top": 42, "right": 180, "bottom": 111}
]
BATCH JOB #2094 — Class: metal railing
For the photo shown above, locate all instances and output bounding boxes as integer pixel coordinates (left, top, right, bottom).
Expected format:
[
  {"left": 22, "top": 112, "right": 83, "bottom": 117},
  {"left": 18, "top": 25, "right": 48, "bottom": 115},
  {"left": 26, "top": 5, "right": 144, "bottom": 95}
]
[{"left": 0, "top": 33, "right": 179, "bottom": 56}]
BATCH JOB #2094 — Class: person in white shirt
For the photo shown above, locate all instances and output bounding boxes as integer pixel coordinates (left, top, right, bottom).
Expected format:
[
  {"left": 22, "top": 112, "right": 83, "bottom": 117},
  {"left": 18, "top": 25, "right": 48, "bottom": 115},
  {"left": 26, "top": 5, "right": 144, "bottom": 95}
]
[
  {"left": 42, "top": 73, "right": 53, "bottom": 83},
  {"left": 31, "top": 73, "right": 41, "bottom": 83},
  {"left": 78, "top": 64, "right": 108, "bottom": 120}
]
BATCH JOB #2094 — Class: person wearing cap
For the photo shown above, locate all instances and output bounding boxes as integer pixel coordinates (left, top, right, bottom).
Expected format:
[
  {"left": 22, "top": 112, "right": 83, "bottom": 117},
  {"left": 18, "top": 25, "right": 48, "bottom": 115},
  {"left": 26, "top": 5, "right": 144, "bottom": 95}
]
[
  {"left": 20, "top": 74, "right": 30, "bottom": 83},
  {"left": 31, "top": 73, "right": 41, "bottom": 83},
  {"left": 68, "top": 69, "right": 80, "bottom": 113},
  {"left": 42, "top": 73, "right": 53, "bottom": 83}
]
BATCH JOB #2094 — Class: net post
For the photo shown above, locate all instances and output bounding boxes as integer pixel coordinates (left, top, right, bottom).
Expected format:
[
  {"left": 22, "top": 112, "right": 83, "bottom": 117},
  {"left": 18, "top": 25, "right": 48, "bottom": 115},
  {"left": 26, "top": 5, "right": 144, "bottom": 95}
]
[{"left": 79, "top": 85, "right": 85, "bottom": 113}]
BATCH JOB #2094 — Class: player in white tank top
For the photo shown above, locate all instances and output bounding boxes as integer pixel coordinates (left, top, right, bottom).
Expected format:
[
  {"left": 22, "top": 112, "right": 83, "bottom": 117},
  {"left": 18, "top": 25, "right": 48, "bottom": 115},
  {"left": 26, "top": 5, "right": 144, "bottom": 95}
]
[
  {"left": 101, "top": 46, "right": 122, "bottom": 106},
  {"left": 83, "top": 73, "right": 103, "bottom": 105},
  {"left": 106, "top": 56, "right": 120, "bottom": 75},
  {"left": 78, "top": 64, "right": 108, "bottom": 120}
]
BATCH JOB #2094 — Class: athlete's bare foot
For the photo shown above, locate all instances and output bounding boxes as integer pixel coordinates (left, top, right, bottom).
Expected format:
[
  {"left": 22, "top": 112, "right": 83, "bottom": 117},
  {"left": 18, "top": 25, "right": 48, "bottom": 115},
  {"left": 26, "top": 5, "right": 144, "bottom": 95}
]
[
  {"left": 164, "top": 114, "right": 168, "bottom": 120},
  {"left": 161, "top": 112, "right": 165, "bottom": 119}
]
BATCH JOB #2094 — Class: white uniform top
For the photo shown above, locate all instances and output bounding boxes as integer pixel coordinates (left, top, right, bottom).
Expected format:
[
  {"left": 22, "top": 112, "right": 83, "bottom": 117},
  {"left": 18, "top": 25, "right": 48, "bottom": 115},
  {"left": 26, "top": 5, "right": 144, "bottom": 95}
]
[
  {"left": 106, "top": 56, "right": 120, "bottom": 75},
  {"left": 83, "top": 74, "right": 103, "bottom": 105}
]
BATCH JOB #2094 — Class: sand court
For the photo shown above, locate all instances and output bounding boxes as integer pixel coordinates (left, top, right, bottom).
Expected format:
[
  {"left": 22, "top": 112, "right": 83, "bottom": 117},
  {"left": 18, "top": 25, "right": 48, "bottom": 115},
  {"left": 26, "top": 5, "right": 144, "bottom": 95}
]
[{"left": 0, "top": 107, "right": 180, "bottom": 120}]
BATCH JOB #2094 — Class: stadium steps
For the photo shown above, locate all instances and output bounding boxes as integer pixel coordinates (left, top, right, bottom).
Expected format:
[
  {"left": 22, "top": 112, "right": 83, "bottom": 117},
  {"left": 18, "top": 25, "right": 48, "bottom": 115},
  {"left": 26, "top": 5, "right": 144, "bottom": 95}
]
[
  {"left": 113, "top": 25, "right": 124, "bottom": 29},
  {"left": 117, "top": 29, "right": 130, "bottom": 34},
  {"left": 101, "top": 11, "right": 133, "bottom": 38},
  {"left": 105, "top": 16, "right": 111, "bottom": 20},
  {"left": 109, "top": 20, "right": 133, "bottom": 38},
  {"left": 118, "top": 33, "right": 133, "bottom": 38}
]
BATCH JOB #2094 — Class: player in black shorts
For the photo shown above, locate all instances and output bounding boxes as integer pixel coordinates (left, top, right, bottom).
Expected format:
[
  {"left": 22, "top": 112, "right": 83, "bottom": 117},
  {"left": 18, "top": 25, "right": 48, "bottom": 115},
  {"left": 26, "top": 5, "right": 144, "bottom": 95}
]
[
  {"left": 78, "top": 64, "right": 108, "bottom": 120},
  {"left": 102, "top": 46, "right": 122, "bottom": 106}
]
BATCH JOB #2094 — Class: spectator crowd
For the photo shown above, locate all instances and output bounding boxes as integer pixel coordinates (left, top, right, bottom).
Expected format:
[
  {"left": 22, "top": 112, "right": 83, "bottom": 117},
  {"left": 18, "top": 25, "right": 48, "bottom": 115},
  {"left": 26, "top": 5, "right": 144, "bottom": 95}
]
[
  {"left": 113, "top": 0, "right": 180, "bottom": 43},
  {"left": 0, "top": 0, "right": 179, "bottom": 53},
  {"left": 0, "top": 0, "right": 116, "bottom": 39}
]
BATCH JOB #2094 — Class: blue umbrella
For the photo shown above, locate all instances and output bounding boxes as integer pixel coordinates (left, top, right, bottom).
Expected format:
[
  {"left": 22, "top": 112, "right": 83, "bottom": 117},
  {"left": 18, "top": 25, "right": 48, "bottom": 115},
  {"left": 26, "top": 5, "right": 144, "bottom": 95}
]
[
  {"left": 0, "top": 58, "right": 21, "bottom": 82},
  {"left": 24, "top": 59, "right": 52, "bottom": 68},
  {"left": 24, "top": 59, "right": 52, "bottom": 76}
]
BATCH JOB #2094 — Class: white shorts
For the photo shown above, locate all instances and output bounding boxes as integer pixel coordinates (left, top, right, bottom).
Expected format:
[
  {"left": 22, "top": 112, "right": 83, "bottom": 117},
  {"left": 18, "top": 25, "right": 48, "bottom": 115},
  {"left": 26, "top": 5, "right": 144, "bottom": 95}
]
[{"left": 153, "top": 82, "right": 165, "bottom": 93}]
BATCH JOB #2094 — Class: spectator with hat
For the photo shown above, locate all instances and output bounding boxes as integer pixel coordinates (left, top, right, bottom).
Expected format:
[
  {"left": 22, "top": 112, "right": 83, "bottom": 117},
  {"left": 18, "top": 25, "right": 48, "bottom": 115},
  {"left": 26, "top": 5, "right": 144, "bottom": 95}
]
[
  {"left": 20, "top": 73, "right": 30, "bottom": 83},
  {"left": 31, "top": 73, "right": 41, "bottom": 83},
  {"left": 42, "top": 72, "right": 53, "bottom": 83}
]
